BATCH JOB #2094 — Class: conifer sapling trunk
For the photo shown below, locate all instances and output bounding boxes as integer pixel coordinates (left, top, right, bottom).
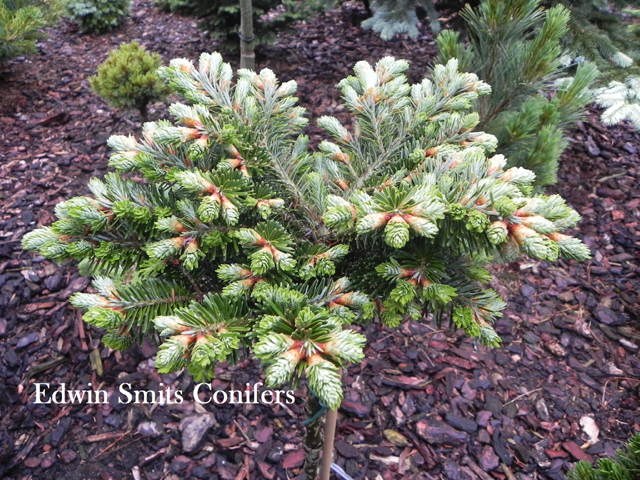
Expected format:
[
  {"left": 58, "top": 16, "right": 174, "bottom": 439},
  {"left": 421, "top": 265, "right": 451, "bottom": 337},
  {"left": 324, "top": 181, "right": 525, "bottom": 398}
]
[
  {"left": 303, "top": 395, "right": 324, "bottom": 479},
  {"left": 139, "top": 102, "right": 149, "bottom": 123},
  {"left": 239, "top": 0, "right": 255, "bottom": 70}
]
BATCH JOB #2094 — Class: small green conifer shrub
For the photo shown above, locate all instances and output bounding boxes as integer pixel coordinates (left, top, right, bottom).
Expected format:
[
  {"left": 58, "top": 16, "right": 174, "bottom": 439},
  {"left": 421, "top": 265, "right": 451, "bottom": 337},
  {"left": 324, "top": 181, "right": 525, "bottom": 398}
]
[
  {"left": 436, "top": 0, "right": 598, "bottom": 187},
  {"left": 89, "top": 42, "right": 170, "bottom": 122},
  {"left": 26, "top": 0, "right": 66, "bottom": 22},
  {"left": 23, "top": 52, "right": 590, "bottom": 411},
  {"left": 0, "top": 0, "right": 47, "bottom": 62},
  {"left": 566, "top": 434, "right": 640, "bottom": 480},
  {"left": 65, "top": 0, "right": 130, "bottom": 33}
]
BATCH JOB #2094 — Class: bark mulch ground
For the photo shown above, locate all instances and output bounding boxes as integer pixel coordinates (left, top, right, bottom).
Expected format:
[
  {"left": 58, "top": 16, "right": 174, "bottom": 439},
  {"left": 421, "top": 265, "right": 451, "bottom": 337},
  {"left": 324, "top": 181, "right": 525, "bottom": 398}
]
[{"left": 1, "top": 2, "right": 639, "bottom": 480}]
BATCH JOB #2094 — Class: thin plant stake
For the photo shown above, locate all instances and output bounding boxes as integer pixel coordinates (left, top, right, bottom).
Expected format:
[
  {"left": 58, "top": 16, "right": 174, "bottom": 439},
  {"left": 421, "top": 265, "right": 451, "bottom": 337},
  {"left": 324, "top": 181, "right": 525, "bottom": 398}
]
[{"left": 320, "top": 409, "right": 338, "bottom": 480}]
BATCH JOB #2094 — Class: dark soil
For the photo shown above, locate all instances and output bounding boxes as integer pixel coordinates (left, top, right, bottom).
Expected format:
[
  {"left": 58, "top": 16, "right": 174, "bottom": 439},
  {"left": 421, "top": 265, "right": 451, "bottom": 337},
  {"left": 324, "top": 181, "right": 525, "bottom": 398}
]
[{"left": 1, "top": 2, "right": 639, "bottom": 480}]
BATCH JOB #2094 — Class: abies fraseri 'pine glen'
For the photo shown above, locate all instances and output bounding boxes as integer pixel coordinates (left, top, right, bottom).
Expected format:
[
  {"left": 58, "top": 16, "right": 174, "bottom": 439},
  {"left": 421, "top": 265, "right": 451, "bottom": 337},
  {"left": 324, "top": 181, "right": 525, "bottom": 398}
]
[{"left": 23, "top": 53, "right": 591, "bottom": 409}]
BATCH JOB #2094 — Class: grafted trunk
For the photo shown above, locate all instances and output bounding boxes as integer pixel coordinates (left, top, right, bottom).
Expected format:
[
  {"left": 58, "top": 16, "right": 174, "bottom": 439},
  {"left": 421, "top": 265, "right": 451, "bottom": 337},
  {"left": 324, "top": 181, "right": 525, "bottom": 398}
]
[
  {"left": 303, "top": 394, "right": 324, "bottom": 479},
  {"left": 139, "top": 102, "right": 148, "bottom": 123}
]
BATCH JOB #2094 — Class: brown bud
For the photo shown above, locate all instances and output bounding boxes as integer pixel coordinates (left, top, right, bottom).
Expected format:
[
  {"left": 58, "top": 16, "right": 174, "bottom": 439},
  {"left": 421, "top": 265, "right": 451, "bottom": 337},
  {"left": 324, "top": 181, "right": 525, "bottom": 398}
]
[
  {"left": 185, "top": 239, "right": 199, "bottom": 253},
  {"left": 224, "top": 158, "right": 244, "bottom": 169},
  {"left": 227, "top": 145, "right": 242, "bottom": 158},
  {"left": 546, "top": 232, "right": 569, "bottom": 242},
  {"left": 180, "top": 128, "right": 201, "bottom": 141},
  {"left": 170, "top": 237, "right": 187, "bottom": 248},
  {"left": 335, "top": 179, "right": 349, "bottom": 191},
  {"left": 387, "top": 214, "right": 408, "bottom": 226},
  {"left": 282, "top": 348, "right": 304, "bottom": 365},
  {"left": 424, "top": 146, "right": 441, "bottom": 157},
  {"left": 305, "top": 353, "right": 326, "bottom": 367},
  {"left": 332, "top": 152, "right": 350, "bottom": 163},
  {"left": 183, "top": 117, "right": 203, "bottom": 128},
  {"left": 509, "top": 224, "right": 539, "bottom": 245}
]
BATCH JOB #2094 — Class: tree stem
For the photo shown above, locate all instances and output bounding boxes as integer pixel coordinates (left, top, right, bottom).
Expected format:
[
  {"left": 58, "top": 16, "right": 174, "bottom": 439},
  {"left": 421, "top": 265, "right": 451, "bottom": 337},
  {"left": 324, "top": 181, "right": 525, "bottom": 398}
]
[
  {"left": 303, "top": 394, "right": 324, "bottom": 480},
  {"left": 139, "top": 102, "right": 148, "bottom": 123},
  {"left": 239, "top": 0, "right": 255, "bottom": 71}
]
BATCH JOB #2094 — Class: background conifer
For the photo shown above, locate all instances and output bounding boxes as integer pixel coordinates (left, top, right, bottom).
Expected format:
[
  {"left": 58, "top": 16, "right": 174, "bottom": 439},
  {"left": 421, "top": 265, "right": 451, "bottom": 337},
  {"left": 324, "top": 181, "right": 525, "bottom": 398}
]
[
  {"left": 65, "top": 0, "right": 130, "bottom": 34},
  {"left": 436, "top": 0, "right": 598, "bottom": 187},
  {"left": 541, "top": 0, "right": 640, "bottom": 82},
  {"left": 566, "top": 433, "right": 640, "bottom": 480},
  {"left": 0, "top": 0, "right": 64, "bottom": 62},
  {"left": 89, "top": 41, "right": 170, "bottom": 122}
]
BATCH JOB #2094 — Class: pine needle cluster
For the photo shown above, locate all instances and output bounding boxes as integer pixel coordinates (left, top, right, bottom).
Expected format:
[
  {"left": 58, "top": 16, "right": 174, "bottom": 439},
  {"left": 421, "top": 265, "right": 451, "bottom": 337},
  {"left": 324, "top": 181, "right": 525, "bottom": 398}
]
[
  {"left": 436, "top": 0, "right": 598, "bottom": 187},
  {"left": 23, "top": 52, "right": 590, "bottom": 408},
  {"left": 566, "top": 434, "right": 640, "bottom": 480},
  {"left": 0, "top": 0, "right": 46, "bottom": 62},
  {"left": 541, "top": 0, "right": 640, "bottom": 82},
  {"left": 89, "top": 42, "right": 170, "bottom": 122}
]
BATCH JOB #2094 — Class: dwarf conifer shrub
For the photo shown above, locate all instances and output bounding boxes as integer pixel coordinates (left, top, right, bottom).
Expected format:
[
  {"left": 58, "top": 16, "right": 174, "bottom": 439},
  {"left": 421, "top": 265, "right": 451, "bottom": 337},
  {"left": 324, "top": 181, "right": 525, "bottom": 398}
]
[
  {"left": 89, "top": 42, "right": 169, "bottom": 122},
  {"left": 436, "top": 0, "right": 598, "bottom": 187},
  {"left": 66, "top": 0, "right": 129, "bottom": 33},
  {"left": 23, "top": 52, "right": 590, "bottom": 416},
  {"left": 0, "top": 0, "right": 46, "bottom": 62},
  {"left": 566, "top": 434, "right": 640, "bottom": 480}
]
